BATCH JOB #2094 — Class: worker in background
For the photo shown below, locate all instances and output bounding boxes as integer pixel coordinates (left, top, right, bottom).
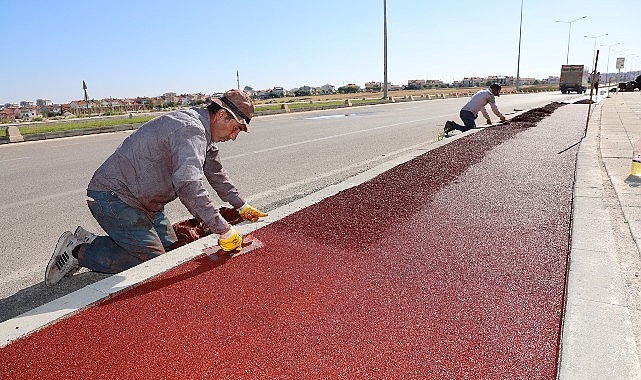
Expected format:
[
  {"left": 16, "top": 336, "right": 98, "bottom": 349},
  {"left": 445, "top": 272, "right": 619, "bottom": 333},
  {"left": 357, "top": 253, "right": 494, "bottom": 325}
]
[
  {"left": 444, "top": 83, "right": 507, "bottom": 135},
  {"left": 45, "top": 89, "right": 267, "bottom": 287}
]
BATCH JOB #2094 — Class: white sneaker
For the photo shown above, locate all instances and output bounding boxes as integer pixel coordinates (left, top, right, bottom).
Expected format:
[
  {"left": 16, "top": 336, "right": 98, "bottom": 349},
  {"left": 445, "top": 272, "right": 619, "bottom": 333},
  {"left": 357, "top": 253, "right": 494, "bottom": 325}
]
[
  {"left": 74, "top": 226, "right": 97, "bottom": 244},
  {"left": 45, "top": 231, "right": 81, "bottom": 287},
  {"left": 444, "top": 120, "right": 455, "bottom": 134}
]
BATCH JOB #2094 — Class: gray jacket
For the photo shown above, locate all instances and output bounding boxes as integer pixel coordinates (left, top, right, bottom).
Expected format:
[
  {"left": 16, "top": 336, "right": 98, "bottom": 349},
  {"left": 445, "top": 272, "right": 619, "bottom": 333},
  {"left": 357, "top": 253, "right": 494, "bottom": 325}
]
[{"left": 88, "top": 107, "right": 244, "bottom": 234}]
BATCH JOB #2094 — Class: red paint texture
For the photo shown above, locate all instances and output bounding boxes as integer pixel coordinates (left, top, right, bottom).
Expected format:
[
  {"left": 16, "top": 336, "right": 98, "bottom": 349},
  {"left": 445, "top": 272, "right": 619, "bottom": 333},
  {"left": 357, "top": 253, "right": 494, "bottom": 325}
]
[{"left": 0, "top": 103, "right": 583, "bottom": 379}]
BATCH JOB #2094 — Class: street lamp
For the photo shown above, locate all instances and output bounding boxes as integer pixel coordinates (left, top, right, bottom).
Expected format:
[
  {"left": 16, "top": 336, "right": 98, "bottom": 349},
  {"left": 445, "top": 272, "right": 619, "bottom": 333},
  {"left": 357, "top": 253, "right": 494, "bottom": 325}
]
[
  {"left": 383, "top": 0, "right": 388, "bottom": 100},
  {"left": 555, "top": 16, "right": 587, "bottom": 64},
  {"left": 584, "top": 34, "right": 608, "bottom": 71},
  {"left": 516, "top": 0, "right": 524, "bottom": 90},
  {"left": 629, "top": 54, "right": 640, "bottom": 80}
]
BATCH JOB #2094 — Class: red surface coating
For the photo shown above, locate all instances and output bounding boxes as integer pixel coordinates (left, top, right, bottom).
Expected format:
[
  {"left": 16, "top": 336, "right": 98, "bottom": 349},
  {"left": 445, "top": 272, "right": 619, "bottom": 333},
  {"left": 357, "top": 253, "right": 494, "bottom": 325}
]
[{"left": 0, "top": 103, "right": 585, "bottom": 379}]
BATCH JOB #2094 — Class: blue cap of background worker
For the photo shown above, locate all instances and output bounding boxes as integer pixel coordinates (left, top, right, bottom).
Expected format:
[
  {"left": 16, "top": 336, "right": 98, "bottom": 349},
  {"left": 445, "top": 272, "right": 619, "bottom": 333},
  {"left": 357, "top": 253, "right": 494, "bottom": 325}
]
[
  {"left": 211, "top": 89, "right": 254, "bottom": 131},
  {"left": 490, "top": 83, "right": 502, "bottom": 97}
]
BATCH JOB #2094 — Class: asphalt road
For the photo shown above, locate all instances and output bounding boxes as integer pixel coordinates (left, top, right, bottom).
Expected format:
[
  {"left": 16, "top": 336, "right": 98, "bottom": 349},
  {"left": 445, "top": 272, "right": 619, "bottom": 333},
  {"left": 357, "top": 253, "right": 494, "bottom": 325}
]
[{"left": 0, "top": 91, "right": 585, "bottom": 321}]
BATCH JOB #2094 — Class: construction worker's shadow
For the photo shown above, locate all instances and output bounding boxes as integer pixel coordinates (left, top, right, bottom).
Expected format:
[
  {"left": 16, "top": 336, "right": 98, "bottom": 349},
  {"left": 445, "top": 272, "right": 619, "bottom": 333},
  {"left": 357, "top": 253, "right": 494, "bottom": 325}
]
[
  {"left": 0, "top": 215, "right": 239, "bottom": 324},
  {"left": 93, "top": 214, "right": 241, "bottom": 307},
  {"left": 0, "top": 252, "right": 231, "bottom": 324},
  {"left": 0, "top": 272, "right": 110, "bottom": 323}
]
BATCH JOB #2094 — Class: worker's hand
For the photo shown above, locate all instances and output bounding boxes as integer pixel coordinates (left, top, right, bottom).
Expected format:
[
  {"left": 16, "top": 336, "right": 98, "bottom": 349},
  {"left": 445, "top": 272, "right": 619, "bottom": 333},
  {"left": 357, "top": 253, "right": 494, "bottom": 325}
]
[
  {"left": 486, "top": 118, "right": 492, "bottom": 125},
  {"left": 500, "top": 115, "right": 507, "bottom": 122},
  {"left": 218, "top": 226, "right": 242, "bottom": 252},
  {"left": 238, "top": 203, "right": 268, "bottom": 222}
]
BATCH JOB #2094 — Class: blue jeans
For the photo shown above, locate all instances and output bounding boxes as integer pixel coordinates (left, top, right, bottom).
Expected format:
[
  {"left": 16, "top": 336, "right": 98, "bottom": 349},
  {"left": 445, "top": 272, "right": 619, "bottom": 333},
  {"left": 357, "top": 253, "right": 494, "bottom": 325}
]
[
  {"left": 452, "top": 109, "right": 477, "bottom": 132},
  {"left": 78, "top": 190, "right": 177, "bottom": 273}
]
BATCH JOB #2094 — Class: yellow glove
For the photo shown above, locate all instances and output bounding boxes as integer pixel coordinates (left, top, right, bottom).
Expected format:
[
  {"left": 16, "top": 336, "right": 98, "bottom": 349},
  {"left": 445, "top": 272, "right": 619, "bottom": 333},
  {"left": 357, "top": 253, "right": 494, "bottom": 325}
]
[
  {"left": 218, "top": 227, "right": 242, "bottom": 252},
  {"left": 238, "top": 203, "right": 268, "bottom": 222}
]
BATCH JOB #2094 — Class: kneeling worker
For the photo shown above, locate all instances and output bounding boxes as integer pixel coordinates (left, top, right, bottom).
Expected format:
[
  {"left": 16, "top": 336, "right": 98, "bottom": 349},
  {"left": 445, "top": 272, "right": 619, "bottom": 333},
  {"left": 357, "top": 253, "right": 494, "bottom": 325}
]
[
  {"left": 444, "top": 83, "right": 507, "bottom": 135},
  {"left": 45, "top": 89, "right": 267, "bottom": 286}
]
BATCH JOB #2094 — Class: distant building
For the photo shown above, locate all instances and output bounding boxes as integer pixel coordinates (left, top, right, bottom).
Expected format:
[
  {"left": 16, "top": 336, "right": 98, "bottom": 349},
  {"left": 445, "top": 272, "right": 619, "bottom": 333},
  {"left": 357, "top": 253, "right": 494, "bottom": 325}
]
[
  {"left": 365, "top": 82, "right": 382, "bottom": 92},
  {"left": 271, "top": 87, "right": 287, "bottom": 97},
  {"left": 487, "top": 75, "right": 509, "bottom": 85},
  {"left": 69, "top": 100, "right": 91, "bottom": 109},
  {"left": 0, "top": 106, "right": 17, "bottom": 121},
  {"left": 40, "top": 104, "right": 62, "bottom": 115},
  {"left": 515, "top": 77, "right": 537, "bottom": 85},
  {"left": 243, "top": 86, "right": 255, "bottom": 96},
  {"left": 16, "top": 107, "right": 37, "bottom": 120},
  {"left": 455, "top": 77, "right": 484, "bottom": 87},
  {"left": 320, "top": 84, "right": 335, "bottom": 94}
]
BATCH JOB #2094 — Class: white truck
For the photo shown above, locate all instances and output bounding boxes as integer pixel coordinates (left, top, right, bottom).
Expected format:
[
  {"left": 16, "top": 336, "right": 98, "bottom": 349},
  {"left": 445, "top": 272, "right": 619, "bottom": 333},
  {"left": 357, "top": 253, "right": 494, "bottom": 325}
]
[{"left": 559, "top": 65, "right": 587, "bottom": 94}]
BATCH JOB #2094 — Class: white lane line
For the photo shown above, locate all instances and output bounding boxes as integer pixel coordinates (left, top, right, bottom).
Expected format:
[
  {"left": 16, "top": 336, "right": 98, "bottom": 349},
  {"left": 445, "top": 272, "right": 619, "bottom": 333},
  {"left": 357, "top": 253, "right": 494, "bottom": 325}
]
[
  {"left": 0, "top": 115, "right": 445, "bottom": 211},
  {"left": 0, "top": 189, "right": 85, "bottom": 211},
  {"left": 0, "top": 156, "right": 31, "bottom": 163},
  {"left": 225, "top": 114, "right": 450, "bottom": 160},
  {"left": 244, "top": 139, "right": 436, "bottom": 204}
]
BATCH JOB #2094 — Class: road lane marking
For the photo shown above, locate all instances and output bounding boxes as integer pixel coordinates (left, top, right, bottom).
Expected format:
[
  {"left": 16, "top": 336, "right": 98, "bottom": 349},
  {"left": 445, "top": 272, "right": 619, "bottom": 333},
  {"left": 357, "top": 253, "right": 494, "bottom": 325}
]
[
  {"left": 244, "top": 139, "right": 436, "bottom": 204},
  {"left": 225, "top": 114, "right": 450, "bottom": 160},
  {"left": 0, "top": 156, "right": 31, "bottom": 163},
  {"left": 0, "top": 189, "right": 85, "bottom": 211}
]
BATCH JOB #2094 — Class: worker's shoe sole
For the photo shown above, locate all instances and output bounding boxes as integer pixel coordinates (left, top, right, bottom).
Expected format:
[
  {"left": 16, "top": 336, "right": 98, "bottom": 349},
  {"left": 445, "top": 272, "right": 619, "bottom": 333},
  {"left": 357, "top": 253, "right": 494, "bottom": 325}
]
[{"left": 45, "top": 231, "right": 81, "bottom": 287}]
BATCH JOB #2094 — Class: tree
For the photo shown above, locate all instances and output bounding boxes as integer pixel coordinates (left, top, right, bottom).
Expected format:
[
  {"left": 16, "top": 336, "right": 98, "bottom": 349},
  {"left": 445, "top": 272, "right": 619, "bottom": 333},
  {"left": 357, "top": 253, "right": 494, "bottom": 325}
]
[
  {"left": 338, "top": 84, "right": 360, "bottom": 94},
  {"left": 294, "top": 88, "right": 311, "bottom": 97}
]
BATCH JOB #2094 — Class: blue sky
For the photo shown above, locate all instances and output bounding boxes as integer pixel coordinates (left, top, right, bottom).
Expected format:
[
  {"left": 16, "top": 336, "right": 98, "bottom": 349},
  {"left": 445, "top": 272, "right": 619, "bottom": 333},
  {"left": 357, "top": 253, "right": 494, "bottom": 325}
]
[{"left": 1, "top": 0, "right": 639, "bottom": 104}]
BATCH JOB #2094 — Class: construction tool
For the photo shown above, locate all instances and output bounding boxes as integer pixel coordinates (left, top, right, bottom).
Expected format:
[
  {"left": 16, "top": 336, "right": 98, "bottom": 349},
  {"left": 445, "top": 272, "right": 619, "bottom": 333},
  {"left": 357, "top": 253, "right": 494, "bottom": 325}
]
[{"left": 203, "top": 234, "right": 264, "bottom": 262}]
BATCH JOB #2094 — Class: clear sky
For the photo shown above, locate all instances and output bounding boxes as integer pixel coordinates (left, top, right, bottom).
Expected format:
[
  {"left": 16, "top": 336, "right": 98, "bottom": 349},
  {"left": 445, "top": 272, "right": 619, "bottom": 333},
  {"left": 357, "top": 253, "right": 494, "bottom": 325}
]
[{"left": 1, "top": 0, "right": 639, "bottom": 104}]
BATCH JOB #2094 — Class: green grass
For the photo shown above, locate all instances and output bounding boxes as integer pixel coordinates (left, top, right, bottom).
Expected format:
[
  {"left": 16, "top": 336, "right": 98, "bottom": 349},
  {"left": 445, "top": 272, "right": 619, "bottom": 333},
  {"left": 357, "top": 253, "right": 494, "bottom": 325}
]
[
  {"left": 0, "top": 99, "right": 388, "bottom": 138},
  {"left": 1, "top": 116, "right": 157, "bottom": 137},
  {"left": 255, "top": 98, "right": 385, "bottom": 112}
]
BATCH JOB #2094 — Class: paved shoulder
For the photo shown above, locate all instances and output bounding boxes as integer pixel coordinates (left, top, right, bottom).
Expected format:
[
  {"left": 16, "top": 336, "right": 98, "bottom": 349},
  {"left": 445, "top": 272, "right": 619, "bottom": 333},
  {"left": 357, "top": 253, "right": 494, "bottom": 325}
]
[{"left": 559, "top": 94, "right": 641, "bottom": 379}]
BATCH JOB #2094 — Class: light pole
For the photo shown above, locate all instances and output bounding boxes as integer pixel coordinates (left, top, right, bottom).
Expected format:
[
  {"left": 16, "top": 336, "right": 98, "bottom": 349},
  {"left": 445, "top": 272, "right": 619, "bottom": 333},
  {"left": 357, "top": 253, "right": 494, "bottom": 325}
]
[
  {"left": 585, "top": 34, "right": 608, "bottom": 72},
  {"left": 383, "top": 0, "right": 388, "bottom": 100},
  {"left": 629, "top": 54, "right": 640, "bottom": 81},
  {"left": 515, "top": 0, "right": 524, "bottom": 90},
  {"left": 555, "top": 16, "right": 587, "bottom": 64},
  {"left": 602, "top": 42, "right": 620, "bottom": 93}
]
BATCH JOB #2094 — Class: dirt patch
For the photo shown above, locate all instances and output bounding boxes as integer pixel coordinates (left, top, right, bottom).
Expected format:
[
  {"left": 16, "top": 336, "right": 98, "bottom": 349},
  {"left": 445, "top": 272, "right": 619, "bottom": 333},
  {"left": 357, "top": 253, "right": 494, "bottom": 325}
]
[
  {"left": 509, "top": 102, "right": 567, "bottom": 127},
  {"left": 168, "top": 207, "right": 242, "bottom": 251}
]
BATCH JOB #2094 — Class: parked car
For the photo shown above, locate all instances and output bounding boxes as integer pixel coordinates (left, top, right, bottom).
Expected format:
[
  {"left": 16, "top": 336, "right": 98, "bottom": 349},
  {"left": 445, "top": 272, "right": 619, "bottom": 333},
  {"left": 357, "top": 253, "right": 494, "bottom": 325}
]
[{"left": 618, "top": 81, "right": 638, "bottom": 92}]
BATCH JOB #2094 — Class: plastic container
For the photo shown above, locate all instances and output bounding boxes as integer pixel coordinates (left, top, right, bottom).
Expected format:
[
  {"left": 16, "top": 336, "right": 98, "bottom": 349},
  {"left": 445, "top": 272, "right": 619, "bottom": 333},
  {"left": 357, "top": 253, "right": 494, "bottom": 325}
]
[{"left": 625, "top": 137, "right": 641, "bottom": 187}]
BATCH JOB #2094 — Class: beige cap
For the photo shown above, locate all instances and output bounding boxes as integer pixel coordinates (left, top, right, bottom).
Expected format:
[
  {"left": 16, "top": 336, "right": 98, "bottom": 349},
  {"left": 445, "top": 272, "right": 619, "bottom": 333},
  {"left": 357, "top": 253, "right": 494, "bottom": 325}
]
[{"left": 211, "top": 89, "right": 254, "bottom": 130}]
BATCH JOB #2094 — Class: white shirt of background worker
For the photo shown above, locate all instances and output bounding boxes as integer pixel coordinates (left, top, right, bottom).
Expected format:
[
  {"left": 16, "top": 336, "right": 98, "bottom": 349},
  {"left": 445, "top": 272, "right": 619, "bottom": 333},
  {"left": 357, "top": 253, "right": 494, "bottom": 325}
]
[{"left": 444, "top": 83, "right": 507, "bottom": 134}]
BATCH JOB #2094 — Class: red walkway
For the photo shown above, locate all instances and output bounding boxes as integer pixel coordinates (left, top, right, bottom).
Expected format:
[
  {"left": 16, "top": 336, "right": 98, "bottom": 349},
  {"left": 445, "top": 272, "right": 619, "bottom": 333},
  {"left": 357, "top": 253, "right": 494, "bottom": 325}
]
[{"left": 0, "top": 104, "right": 585, "bottom": 379}]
